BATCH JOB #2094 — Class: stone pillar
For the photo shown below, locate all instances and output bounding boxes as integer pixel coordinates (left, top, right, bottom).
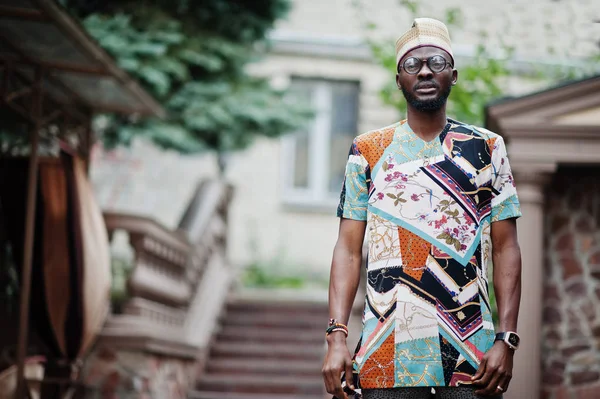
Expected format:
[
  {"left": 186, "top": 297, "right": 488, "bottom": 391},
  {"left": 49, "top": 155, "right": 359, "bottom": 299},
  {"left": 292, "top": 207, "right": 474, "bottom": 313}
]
[
  {"left": 541, "top": 170, "right": 600, "bottom": 398},
  {"left": 506, "top": 169, "right": 552, "bottom": 399}
]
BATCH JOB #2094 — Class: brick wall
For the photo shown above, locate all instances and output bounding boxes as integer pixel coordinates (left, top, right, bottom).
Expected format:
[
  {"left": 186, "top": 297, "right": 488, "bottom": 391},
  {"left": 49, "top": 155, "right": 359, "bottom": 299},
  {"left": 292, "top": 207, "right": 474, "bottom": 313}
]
[
  {"left": 542, "top": 168, "right": 600, "bottom": 398},
  {"left": 82, "top": 347, "right": 195, "bottom": 398}
]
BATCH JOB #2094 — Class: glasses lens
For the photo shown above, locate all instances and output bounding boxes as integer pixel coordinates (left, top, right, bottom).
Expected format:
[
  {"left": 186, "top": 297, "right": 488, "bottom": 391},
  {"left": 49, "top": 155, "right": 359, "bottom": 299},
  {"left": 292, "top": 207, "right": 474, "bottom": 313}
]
[
  {"left": 403, "top": 57, "right": 421, "bottom": 74},
  {"left": 429, "top": 55, "right": 447, "bottom": 72}
]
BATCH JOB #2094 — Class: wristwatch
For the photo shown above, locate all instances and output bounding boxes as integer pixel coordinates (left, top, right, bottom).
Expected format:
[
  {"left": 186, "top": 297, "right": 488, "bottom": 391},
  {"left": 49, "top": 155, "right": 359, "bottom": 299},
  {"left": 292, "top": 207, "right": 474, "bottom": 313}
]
[{"left": 495, "top": 331, "right": 520, "bottom": 350}]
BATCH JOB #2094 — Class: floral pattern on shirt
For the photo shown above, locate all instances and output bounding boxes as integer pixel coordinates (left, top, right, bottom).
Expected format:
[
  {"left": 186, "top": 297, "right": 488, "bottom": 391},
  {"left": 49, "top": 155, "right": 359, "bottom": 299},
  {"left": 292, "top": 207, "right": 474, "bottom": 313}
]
[{"left": 337, "top": 119, "right": 521, "bottom": 389}]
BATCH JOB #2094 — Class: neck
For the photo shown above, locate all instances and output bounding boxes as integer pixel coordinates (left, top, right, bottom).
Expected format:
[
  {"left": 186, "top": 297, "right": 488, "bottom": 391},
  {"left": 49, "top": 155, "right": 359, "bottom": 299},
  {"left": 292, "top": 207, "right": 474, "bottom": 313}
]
[{"left": 406, "top": 106, "right": 448, "bottom": 142}]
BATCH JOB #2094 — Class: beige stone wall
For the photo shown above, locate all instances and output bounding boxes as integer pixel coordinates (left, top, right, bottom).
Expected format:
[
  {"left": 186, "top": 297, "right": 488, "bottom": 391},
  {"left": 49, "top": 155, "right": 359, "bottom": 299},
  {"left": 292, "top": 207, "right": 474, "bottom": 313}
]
[
  {"left": 274, "top": 0, "right": 600, "bottom": 60},
  {"left": 542, "top": 169, "right": 600, "bottom": 398}
]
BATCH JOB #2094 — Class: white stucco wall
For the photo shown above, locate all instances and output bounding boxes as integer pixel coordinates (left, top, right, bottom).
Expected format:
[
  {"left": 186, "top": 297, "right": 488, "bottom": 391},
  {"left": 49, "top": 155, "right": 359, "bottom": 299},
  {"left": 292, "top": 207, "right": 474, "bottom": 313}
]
[{"left": 90, "top": 140, "right": 220, "bottom": 229}]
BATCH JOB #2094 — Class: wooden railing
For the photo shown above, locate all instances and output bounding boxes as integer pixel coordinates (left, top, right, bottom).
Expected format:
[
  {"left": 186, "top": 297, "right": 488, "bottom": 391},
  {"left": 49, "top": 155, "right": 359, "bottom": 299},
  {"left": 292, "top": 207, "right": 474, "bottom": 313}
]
[{"left": 95, "top": 180, "right": 234, "bottom": 359}]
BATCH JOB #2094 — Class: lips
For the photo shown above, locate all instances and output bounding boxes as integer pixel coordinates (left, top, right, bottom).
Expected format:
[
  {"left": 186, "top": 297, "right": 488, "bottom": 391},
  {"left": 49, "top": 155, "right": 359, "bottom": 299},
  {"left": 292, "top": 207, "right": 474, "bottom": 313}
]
[{"left": 414, "top": 83, "right": 438, "bottom": 94}]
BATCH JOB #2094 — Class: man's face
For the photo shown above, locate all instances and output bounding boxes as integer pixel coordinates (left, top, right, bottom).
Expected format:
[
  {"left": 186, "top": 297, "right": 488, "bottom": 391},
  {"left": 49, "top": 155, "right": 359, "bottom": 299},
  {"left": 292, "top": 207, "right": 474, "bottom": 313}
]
[{"left": 395, "top": 46, "right": 457, "bottom": 112}]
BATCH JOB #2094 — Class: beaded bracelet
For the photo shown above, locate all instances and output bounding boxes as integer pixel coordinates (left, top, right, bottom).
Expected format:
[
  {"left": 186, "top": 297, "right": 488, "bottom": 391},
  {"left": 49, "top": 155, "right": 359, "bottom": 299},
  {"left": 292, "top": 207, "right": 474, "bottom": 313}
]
[
  {"left": 326, "top": 320, "right": 349, "bottom": 337},
  {"left": 326, "top": 326, "right": 349, "bottom": 337}
]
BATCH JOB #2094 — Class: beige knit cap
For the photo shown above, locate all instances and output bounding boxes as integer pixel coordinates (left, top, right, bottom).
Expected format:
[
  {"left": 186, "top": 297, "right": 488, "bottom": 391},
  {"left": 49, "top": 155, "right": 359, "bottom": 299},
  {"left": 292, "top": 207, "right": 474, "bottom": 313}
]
[{"left": 395, "top": 18, "right": 454, "bottom": 68}]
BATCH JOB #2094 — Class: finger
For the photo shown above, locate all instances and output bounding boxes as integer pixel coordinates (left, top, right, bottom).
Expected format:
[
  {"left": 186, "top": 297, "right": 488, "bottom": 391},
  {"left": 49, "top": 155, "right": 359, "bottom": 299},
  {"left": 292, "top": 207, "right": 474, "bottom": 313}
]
[
  {"left": 345, "top": 360, "right": 355, "bottom": 391},
  {"left": 330, "top": 369, "right": 347, "bottom": 399},
  {"left": 503, "top": 373, "right": 512, "bottom": 391},
  {"left": 476, "top": 370, "right": 502, "bottom": 396},
  {"left": 322, "top": 366, "right": 334, "bottom": 394},
  {"left": 471, "top": 358, "right": 487, "bottom": 382},
  {"left": 334, "top": 381, "right": 348, "bottom": 399},
  {"left": 496, "top": 374, "right": 512, "bottom": 395},
  {"left": 473, "top": 366, "right": 494, "bottom": 391}
]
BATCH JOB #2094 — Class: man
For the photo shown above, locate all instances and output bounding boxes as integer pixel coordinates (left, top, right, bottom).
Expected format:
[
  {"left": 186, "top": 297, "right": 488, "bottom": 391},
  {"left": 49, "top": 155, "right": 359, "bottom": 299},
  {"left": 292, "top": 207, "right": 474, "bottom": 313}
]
[{"left": 322, "top": 18, "right": 522, "bottom": 399}]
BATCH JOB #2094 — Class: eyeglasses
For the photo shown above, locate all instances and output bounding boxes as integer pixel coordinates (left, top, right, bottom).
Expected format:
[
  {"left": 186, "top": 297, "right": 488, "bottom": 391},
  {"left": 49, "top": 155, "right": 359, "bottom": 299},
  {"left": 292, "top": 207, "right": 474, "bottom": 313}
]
[{"left": 399, "top": 55, "right": 453, "bottom": 75}]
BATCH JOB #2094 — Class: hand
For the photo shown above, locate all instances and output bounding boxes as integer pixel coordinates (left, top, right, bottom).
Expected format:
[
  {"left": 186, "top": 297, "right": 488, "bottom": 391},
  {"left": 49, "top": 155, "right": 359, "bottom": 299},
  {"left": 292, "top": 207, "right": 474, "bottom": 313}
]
[
  {"left": 322, "top": 334, "right": 354, "bottom": 399},
  {"left": 471, "top": 341, "right": 514, "bottom": 396}
]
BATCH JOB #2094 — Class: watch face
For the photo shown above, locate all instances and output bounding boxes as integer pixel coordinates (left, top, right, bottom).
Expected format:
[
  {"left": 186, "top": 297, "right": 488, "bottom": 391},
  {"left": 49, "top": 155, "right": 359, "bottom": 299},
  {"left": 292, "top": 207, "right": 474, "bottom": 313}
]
[{"left": 508, "top": 334, "right": 520, "bottom": 347}]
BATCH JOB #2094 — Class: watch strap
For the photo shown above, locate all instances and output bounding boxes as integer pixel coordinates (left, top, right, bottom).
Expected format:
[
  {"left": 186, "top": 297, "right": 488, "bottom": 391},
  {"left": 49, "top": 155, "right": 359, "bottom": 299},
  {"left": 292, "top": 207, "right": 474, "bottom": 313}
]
[{"left": 495, "top": 331, "right": 519, "bottom": 350}]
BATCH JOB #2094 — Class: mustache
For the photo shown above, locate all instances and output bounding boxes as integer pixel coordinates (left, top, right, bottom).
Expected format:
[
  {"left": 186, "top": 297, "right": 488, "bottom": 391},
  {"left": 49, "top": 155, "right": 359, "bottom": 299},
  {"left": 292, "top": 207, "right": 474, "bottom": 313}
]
[{"left": 414, "top": 81, "right": 440, "bottom": 90}]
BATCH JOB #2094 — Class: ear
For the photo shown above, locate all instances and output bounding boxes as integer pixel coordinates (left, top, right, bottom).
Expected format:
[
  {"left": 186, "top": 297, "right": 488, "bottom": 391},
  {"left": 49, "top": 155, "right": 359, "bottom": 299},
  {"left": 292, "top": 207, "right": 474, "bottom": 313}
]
[
  {"left": 396, "top": 73, "right": 402, "bottom": 90},
  {"left": 451, "top": 69, "right": 458, "bottom": 86}
]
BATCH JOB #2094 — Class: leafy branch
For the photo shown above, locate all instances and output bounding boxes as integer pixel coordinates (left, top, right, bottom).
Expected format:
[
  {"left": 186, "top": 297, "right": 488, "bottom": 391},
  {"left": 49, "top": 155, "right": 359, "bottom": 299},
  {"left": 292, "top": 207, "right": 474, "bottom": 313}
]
[{"left": 61, "top": 0, "right": 312, "bottom": 169}]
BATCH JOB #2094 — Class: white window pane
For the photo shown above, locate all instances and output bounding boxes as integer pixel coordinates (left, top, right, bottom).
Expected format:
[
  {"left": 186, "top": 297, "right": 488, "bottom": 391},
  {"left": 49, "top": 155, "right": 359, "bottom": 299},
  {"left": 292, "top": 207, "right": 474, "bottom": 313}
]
[
  {"left": 288, "top": 80, "right": 316, "bottom": 190},
  {"left": 329, "top": 81, "right": 359, "bottom": 194},
  {"left": 293, "top": 130, "right": 309, "bottom": 188}
]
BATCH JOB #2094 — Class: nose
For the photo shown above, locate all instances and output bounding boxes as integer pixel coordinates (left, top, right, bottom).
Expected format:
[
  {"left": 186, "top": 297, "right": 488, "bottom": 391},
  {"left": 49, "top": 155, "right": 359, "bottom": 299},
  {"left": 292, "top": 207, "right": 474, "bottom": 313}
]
[{"left": 417, "top": 62, "right": 434, "bottom": 79}]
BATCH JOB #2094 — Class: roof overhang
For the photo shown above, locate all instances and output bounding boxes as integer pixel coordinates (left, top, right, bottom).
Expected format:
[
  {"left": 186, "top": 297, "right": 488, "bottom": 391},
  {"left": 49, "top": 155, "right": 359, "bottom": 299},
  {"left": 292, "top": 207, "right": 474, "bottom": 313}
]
[
  {"left": 0, "top": 0, "right": 165, "bottom": 118},
  {"left": 485, "top": 75, "right": 600, "bottom": 174}
]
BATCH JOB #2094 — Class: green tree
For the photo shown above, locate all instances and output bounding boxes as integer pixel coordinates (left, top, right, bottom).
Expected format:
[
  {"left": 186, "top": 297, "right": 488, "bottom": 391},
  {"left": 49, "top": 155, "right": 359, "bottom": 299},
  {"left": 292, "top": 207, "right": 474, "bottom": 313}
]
[{"left": 62, "top": 0, "right": 311, "bottom": 170}]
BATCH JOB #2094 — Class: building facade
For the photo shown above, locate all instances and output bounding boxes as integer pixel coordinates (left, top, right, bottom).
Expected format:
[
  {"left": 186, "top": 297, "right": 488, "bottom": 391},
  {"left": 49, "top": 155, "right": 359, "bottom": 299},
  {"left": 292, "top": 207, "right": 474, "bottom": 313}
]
[
  {"left": 90, "top": 3, "right": 600, "bottom": 396},
  {"left": 224, "top": 0, "right": 599, "bottom": 276}
]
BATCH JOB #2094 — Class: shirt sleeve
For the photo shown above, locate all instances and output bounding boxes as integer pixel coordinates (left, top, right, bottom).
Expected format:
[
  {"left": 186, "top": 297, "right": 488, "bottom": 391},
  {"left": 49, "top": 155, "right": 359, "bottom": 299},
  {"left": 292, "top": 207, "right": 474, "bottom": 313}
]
[
  {"left": 490, "top": 136, "right": 522, "bottom": 222},
  {"left": 336, "top": 140, "right": 370, "bottom": 221}
]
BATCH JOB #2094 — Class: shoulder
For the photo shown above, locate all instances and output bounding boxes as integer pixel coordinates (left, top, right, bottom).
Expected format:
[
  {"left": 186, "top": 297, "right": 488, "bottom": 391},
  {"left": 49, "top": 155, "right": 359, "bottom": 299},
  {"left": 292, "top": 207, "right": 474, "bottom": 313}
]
[
  {"left": 353, "top": 121, "right": 401, "bottom": 152},
  {"left": 449, "top": 118, "right": 505, "bottom": 142},
  {"left": 351, "top": 121, "right": 402, "bottom": 167},
  {"left": 355, "top": 121, "right": 401, "bottom": 144}
]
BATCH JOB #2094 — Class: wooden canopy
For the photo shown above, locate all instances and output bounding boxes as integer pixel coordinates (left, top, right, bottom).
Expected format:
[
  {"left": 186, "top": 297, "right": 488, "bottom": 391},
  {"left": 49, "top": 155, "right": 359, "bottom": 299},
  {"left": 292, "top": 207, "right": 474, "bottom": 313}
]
[
  {"left": 0, "top": 0, "right": 164, "bottom": 120},
  {"left": 0, "top": 1, "right": 164, "bottom": 397}
]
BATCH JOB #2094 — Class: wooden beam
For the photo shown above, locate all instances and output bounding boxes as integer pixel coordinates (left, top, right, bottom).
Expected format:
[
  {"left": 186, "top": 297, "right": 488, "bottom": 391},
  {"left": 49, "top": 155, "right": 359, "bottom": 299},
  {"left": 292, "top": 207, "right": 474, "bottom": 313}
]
[
  {"left": 2, "top": 63, "right": 90, "bottom": 130},
  {"left": 0, "top": 59, "right": 109, "bottom": 76},
  {"left": 40, "top": 108, "right": 62, "bottom": 126},
  {"left": 499, "top": 123, "right": 600, "bottom": 140},
  {"left": 43, "top": 74, "right": 93, "bottom": 120},
  {"left": 0, "top": 61, "right": 11, "bottom": 99},
  {"left": 4, "top": 100, "right": 30, "bottom": 121},
  {"left": 15, "top": 65, "right": 43, "bottom": 399},
  {"left": 488, "top": 76, "right": 600, "bottom": 120},
  {"left": 83, "top": 114, "right": 93, "bottom": 174},
  {"left": 33, "top": 0, "right": 165, "bottom": 118},
  {"left": 0, "top": 5, "right": 48, "bottom": 22},
  {"left": 5, "top": 85, "right": 32, "bottom": 103},
  {"left": 86, "top": 102, "right": 148, "bottom": 116},
  {"left": 0, "top": 34, "right": 94, "bottom": 110}
]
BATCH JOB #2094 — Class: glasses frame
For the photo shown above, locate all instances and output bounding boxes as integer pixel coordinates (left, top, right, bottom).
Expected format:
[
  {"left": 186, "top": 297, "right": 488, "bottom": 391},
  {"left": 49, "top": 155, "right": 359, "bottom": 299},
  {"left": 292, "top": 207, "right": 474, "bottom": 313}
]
[{"left": 399, "top": 55, "right": 454, "bottom": 75}]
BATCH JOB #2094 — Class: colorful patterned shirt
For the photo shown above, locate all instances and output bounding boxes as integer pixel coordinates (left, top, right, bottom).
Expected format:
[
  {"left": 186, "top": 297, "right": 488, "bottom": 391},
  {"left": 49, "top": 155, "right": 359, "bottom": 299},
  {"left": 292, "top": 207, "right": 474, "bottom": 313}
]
[{"left": 337, "top": 119, "right": 521, "bottom": 389}]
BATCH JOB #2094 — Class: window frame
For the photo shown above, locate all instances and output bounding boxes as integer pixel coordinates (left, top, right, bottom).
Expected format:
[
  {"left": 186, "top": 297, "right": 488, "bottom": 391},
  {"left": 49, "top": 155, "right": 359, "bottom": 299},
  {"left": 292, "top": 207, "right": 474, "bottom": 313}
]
[{"left": 281, "top": 77, "right": 360, "bottom": 210}]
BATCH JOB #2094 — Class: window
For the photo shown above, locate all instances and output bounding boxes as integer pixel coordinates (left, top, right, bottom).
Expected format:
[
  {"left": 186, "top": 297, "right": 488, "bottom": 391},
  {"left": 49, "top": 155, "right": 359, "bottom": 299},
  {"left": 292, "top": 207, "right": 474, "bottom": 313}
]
[{"left": 282, "top": 78, "right": 360, "bottom": 208}]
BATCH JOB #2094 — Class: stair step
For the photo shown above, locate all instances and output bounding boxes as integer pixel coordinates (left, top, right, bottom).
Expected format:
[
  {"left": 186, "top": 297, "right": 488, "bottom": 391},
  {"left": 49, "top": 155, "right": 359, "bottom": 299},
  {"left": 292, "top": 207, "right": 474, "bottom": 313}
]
[
  {"left": 222, "top": 312, "right": 325, "bottom": 329},
  {"left": 217, "top": 326, "right": 324, "bottom": 345},
  {"left": 190, "top": 390, "right": 318, "bottom": 399},
  {"left": 211, "top": 342, "right": 323, "bottom": 361},
  {"left": 227, "top": 300, "right": 329, "bottom": 315},
  {"left": 197, "top": 373, "right": 323, "bottom": 395},
  {"left": 207, "top": 358, "right": 322, "bottom": 377}
]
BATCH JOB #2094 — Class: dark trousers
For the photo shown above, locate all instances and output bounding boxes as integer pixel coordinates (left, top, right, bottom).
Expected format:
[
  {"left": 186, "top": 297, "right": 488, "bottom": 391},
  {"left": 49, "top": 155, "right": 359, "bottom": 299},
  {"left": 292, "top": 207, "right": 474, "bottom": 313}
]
[{"left": 361, "top": 387, "right": 503, "bottom": 399}]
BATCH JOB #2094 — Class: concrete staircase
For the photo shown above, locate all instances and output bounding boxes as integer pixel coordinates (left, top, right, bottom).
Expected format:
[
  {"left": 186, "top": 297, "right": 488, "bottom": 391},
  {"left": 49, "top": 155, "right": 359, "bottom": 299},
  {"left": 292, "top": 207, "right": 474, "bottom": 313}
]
[{"left": 191, "top": 295, "right": 329, "bottom": 399}]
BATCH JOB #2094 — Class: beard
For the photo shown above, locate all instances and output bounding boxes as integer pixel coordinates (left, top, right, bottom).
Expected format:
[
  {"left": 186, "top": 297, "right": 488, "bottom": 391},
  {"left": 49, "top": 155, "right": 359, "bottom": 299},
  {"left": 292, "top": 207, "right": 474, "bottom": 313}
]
[{"left": 401, "top": 82, "right": 452, "bottom": 112}]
